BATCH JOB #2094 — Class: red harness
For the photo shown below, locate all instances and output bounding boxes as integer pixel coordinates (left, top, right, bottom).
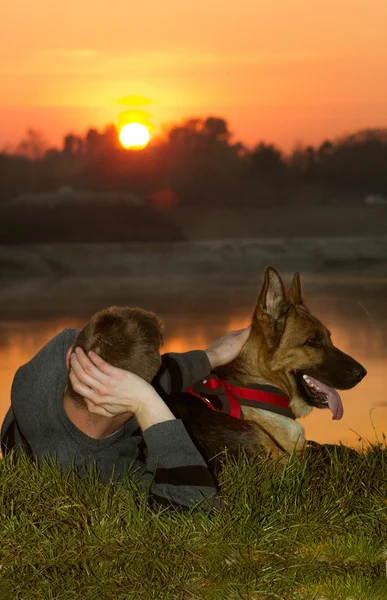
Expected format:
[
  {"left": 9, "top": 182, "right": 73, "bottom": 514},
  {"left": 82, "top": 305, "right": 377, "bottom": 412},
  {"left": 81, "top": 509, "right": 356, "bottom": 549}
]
[{"left": 186, "top": 375, "right": 295, "bottom": 420}]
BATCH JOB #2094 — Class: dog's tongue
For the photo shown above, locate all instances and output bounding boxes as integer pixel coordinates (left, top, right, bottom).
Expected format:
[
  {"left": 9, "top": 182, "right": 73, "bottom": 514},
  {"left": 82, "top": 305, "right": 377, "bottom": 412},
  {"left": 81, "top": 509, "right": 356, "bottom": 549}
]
[{"left": 307, "top": 376, "right": 344, "bottom": 420}]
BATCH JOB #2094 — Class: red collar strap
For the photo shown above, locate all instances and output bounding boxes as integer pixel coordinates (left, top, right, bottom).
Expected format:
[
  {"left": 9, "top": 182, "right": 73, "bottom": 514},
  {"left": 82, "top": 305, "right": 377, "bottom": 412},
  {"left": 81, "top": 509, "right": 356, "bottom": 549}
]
[{"left": 186, "top": 375, "right": 295, "bottom": 420}]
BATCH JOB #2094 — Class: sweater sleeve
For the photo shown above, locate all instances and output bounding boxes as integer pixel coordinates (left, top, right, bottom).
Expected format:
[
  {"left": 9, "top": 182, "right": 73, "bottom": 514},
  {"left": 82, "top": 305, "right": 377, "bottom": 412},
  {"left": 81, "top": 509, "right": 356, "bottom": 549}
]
[
  {"left": 140, "top": 419, "right": 221, "bottom": 509},
  {"left": 1, "top": 407, "right": 16, "bottom": 455},
  {"left": 154, "top": 351, "right": 212, "bottom": 396},
  {"left": 0, "top": 407, "right": 32, "bottom": 457}
]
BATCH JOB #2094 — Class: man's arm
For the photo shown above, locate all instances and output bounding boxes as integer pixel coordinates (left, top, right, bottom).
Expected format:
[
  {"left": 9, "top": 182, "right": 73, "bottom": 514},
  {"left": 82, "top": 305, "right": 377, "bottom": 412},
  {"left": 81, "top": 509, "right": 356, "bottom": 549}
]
[
  {"left": 69, "top": 352, "right": 220, "bottom": 508},
  {"left": 132, "top": 389, "right": 219, "bottom": 507},
  {"left": 1, "top": 407, "right": 33, "bottom": 457},
  {"left": 1, "top": 407, "right": 16, "bottom": 455},
  {"left": 155, "top": 351, "right": 211, "bottom": 396},
  {"left": 155, "top": 328, "right": 251, "bottom": 395},
  {"left": 140, "top": 419, "right": 220, "bottom": 509}
]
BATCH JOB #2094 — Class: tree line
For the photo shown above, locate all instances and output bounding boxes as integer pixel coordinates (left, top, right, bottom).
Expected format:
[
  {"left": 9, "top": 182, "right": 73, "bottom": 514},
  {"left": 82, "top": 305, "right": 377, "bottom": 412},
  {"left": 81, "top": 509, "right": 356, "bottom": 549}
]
[{"left": 1, "top": 117, "right": 387, "bottom": 206}]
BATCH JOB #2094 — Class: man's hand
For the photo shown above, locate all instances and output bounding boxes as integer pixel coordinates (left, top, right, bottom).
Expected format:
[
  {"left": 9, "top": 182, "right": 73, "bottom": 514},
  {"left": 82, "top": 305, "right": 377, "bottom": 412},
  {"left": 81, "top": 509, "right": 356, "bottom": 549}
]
[
  {"left": 69, "top": 348, "right": 175, "bottom": 430},
  {"left": 205, "top": 326, "right": 251, "bottom": 369}
]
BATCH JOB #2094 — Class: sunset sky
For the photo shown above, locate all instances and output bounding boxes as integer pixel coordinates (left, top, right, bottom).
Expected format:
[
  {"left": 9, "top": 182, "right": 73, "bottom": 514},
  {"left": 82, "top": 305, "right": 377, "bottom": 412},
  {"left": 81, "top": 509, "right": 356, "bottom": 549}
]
[{"left": 2, "top": 0, "right": 387, "bottom": 151}]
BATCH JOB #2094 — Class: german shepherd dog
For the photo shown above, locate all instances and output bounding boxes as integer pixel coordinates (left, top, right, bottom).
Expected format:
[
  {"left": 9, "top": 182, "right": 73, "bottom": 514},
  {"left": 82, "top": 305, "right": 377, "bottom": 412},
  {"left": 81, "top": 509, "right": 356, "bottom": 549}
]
[{"left": 165, "top": 267, "right": 367, "bottom": 464}]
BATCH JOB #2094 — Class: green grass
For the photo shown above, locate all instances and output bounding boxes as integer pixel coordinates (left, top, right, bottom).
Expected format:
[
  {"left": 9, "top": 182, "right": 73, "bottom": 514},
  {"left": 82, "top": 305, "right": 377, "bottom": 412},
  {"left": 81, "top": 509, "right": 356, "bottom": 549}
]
[{"left": 1, "top": 443, "right": 386, "bottom": 600}]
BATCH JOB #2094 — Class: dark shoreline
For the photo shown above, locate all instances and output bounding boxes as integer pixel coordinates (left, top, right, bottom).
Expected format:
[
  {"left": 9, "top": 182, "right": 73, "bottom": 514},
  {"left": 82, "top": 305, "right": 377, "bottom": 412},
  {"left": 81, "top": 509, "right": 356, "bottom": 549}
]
[{"left": 1, "top": 237, "right": 387, "bottom": 319}]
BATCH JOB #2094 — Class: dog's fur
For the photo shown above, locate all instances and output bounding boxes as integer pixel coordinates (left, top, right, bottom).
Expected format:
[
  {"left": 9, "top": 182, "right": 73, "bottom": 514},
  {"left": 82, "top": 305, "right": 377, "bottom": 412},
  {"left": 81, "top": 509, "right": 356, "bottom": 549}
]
[{"left": 165, "top": 267, "right": 367, "bottom": 464}]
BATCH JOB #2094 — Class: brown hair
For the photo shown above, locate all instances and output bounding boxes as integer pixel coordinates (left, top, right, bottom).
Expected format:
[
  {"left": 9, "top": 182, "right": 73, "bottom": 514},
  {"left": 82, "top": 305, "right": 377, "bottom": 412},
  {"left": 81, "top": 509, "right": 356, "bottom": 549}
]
[{"left": 67, "top": 306, "right": 163, "bottom": 408}]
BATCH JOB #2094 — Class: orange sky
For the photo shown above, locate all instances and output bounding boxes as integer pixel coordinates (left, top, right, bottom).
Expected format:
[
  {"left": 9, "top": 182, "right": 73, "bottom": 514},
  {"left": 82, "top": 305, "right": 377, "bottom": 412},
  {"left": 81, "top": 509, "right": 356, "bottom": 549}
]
[{"left": 2, "top": 0, "right": 387, "bottom": 151}]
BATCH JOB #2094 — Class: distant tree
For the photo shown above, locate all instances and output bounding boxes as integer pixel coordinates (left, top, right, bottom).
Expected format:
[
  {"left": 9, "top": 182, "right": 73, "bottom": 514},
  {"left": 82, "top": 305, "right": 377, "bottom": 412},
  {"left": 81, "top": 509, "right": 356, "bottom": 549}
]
[
  {"left": 202, "top": 117, "right": 230, "bottom": 142},
  {"left": 167, "top": 116, "right": 236, "bottom": 155},
  {"left": 62, "top": 134, "right": 84, "bottom": 157},
  {"left": 15, "top": 128, "right": 48, "bottom": 160},
  {"left": 0, "top": 151, "right": 36, "bottom": 199},
  {"left": 85, "top": 128, "right": 98, "bottom": 155},
  {"left": 165, "top": 116, "right": 243, "bottom": 204},
  {"left": 317, "top": 140, "right": 334, "bottom": 163},
  {"left": 3, "top": 118, "right": 387, "bottom": 205},
  {"left": 168, "top": 118, "right": 201, "bottom": 153},
  {"left": 101, "top": 125, "right": 119, "bottom": 150},
  {"left": 250, "top": 142, "right": 287, "bottom": 182},
  {"left": 322, "top": 128, "right": 387, "bottom": 193},
  {"left": 288, "top": 142, "right": 321, "bottom": 182}
]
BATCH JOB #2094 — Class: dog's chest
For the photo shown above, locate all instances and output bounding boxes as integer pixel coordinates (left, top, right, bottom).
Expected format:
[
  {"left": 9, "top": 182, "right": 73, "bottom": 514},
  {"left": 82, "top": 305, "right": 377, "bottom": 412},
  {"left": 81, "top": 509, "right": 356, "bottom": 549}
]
[{"left": 242, "top": 406, "right": 305, "bottom": 453}]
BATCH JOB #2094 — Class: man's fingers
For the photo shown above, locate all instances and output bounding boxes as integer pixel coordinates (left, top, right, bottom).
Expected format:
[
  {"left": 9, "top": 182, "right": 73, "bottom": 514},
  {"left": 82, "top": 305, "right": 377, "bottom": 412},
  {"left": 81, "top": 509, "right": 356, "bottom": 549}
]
[
  {"left": 70, "top": 353, "right": 107, "bottom": 394},
  {"left": 87, "top": 351, "right": 118, "bottom": 377},
  {"left": 227, "top": 326, "right": 251, "bottom": 340},
  {"left": 84, "top": 400, "right": 112, "bottom": 417},
  {"left": 73, "top": 347, "right": 111, "bottom": 384},
  {"left": 239, "top": 325, "right": 251, "bottom": 339},
  {"left": 232, "top": 326, "right": 251, "bottom": 338},
  {"left": 69, "top": 371, "right": 121, "bottom": 418},
  {"left": 237, "top": 325, "right": 251, "bottom": 334},
  {"left": 69, "top": 369, "right": 90, "bottom": 396},
  {"left": 230, "top": 325, "right": 251, "bottom": 337},
  {"left": 69, "top": 370, "right": 102, "bottom": 403},
  {"left": 236, "top": 326, "right": 251, "bottom": 348},
  {"left": 85, "top": 398, "right": 124, "bottom": 418}
]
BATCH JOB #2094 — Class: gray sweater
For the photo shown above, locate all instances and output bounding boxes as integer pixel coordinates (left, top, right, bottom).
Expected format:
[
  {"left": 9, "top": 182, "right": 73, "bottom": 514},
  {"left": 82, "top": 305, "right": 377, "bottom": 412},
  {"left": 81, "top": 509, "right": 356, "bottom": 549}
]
[{"left": 1, "top": 329, "right": 218, "bottom": 508}]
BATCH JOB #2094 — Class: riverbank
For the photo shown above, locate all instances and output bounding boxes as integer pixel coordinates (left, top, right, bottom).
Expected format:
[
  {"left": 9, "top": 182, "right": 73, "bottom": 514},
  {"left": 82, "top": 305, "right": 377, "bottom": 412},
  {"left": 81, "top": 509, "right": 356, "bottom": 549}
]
[{"left": 1, "top": 236, "right": 387, "bottom": 318}]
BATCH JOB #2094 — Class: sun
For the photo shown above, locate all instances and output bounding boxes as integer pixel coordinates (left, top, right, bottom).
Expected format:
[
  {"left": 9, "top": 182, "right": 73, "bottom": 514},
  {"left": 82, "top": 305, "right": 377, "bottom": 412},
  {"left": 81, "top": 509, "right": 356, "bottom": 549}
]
[{"left": 119, "top": 122, "right": 150, "bottom": 149}]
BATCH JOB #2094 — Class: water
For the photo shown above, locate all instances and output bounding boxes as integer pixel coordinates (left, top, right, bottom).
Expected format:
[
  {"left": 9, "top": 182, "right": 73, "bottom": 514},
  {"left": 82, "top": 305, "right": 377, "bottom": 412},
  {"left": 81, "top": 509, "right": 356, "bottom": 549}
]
[{"left": 0, "top": 279, "right": 386, "bottom": 448}]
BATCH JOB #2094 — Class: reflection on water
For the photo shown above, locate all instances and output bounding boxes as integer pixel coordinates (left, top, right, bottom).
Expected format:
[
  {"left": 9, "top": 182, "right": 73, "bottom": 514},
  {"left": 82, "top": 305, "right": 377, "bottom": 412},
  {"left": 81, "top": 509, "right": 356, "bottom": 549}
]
[{"left": 0, "top": 288, "right": 386, "bottom": 448}]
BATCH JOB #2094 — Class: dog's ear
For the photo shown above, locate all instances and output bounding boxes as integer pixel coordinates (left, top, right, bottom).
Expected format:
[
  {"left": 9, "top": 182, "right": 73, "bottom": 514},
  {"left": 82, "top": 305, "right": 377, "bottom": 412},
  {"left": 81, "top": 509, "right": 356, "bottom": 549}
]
[
  {"left": 254, "top": 266, "right": 289, "bottom": 324},
  {"left": 288, "top": 272, "right": 303, "bottom": 304}
]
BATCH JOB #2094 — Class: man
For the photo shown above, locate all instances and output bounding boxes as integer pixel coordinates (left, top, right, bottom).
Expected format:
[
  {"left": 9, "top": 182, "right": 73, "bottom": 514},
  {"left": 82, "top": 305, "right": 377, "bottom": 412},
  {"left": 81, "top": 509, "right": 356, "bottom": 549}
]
[{"left": 1, "top": 305, "right": 249, "bottom": 508}]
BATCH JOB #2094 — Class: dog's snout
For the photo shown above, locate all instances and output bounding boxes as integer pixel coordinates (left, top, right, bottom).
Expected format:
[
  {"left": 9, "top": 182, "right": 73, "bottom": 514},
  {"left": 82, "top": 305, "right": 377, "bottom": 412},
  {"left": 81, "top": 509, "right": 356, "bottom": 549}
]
[{"left": 354, "top": 366, "right": 367, "bottom": 383}]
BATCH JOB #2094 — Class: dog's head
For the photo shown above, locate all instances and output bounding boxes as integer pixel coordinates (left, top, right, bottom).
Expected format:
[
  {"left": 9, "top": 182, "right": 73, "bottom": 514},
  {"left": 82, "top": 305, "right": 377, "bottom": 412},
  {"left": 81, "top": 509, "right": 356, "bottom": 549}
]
[{"left": 248, "top": 266, "right": 367, "bottom": 419}]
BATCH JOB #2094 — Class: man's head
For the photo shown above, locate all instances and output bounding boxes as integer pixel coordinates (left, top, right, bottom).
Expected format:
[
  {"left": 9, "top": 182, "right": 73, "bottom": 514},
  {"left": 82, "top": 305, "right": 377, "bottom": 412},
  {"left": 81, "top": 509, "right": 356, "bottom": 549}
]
[{"left": 66, "top": 306, "right": 163, "bottom": 408}]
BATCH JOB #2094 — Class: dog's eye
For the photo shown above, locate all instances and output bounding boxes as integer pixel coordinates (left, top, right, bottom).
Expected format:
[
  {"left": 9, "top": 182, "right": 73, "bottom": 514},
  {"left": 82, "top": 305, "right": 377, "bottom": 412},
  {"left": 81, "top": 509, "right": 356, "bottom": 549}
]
[{"left": 305, "top": 337, "right": 320, "bottom": 347}]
